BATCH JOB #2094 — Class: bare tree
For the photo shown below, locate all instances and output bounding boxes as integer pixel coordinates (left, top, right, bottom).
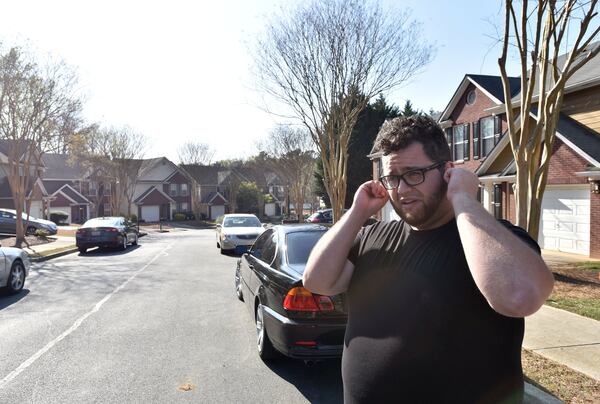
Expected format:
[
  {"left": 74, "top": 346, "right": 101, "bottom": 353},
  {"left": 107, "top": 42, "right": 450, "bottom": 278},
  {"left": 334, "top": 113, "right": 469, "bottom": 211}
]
[
  {"left": 498, "top": 0, "right": 600, "bottom": 238},
  {"left": 255, "top": 0, "right": 434, "bottom": 222},
  {"left": 257, "top": 125, "right": 316, "bottom": 221},
  {"left": 0, "top": 46, "right": 81, "bottom": 246},
  {"left": 177, "top": 141, "right": 215, "bottom": 165}
]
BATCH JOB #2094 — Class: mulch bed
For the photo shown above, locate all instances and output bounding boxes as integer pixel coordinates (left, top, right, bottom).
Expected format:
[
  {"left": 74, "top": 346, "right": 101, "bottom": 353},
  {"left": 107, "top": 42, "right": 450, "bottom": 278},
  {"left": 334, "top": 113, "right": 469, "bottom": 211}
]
[{"left": 0, "top": 235, "right": 55, "bottom": 248}]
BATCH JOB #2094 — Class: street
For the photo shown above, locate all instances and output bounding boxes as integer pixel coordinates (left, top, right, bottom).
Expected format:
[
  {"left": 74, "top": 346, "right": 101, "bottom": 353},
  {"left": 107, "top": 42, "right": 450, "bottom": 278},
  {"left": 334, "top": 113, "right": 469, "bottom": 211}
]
[{"left": 0, "top": 229, "right": 343, "bottom": 403}]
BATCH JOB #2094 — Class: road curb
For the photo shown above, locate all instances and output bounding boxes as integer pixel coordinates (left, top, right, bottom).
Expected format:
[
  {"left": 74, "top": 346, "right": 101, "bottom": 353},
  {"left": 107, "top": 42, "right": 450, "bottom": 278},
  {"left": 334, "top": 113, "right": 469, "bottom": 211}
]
[{"left": 29, "top": 247, "right": 79, "bottom": 263}]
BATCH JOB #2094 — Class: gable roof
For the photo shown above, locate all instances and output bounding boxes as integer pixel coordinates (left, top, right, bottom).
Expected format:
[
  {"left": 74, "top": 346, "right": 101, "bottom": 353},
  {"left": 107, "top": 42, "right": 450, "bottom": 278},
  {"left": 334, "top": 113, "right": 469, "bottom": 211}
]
[
  {"left": 43, "top": 180, "right": 74, "bottom": 194},
  {"left": 133, "top": 185, "right": 176, "bottom": 205},
  {"left": 55, "top": 184, "right": 90, "bottom": 205},
  {"left": 181, "top": 164, "right": 221, "bottom": 185},
  {"left": 201, "top": 191, "right": 228, "bottom": 205},
  {"left": 42, "top": 154, "right": 85, "bottom": 180},
  {"left": 0, "top": 140, "right": 37, "bottom": 162},
  {"left": 439, "top": 74, "right": 521, "bottom": 123}
]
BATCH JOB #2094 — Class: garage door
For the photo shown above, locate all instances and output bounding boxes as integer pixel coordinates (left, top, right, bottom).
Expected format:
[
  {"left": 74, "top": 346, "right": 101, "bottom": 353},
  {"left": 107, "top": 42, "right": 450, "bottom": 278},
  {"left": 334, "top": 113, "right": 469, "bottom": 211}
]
[
  {"left": 211, "top": 205, "right": 225, "bottom": 220},
  {"left": 141, "top": 206, "right": 160, "bottom": 222},
  {"left": 539, "top": 187, "right": 590, "bottom": 255}
]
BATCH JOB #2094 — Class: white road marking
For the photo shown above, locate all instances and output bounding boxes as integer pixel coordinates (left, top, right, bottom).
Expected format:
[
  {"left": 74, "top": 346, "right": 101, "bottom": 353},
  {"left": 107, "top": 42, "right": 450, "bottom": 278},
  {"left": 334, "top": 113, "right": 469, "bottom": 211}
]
[{"left": 0, "top": 241, "right": 175, "bottom": 390}]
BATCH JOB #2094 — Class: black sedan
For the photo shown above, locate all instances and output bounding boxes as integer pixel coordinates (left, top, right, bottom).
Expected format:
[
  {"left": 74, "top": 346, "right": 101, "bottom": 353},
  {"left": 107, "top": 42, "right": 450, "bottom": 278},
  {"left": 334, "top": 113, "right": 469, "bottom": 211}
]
[
  {"left": 235, "top": 224, "right": 347, "bottom": 361},
  {"left": 75, "top": 217, "right": 138, "bottom": 254}
]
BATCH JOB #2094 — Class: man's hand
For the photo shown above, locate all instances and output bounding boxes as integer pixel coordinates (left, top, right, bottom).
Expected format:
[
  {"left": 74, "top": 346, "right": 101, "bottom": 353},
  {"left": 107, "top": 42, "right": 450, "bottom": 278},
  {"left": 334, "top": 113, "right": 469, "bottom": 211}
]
[
  {"left": 444, "top": 167, "right": 479, "bottom": 206},
  {"left": 351, "top": 180, "right": 389, "bottom": 220}
]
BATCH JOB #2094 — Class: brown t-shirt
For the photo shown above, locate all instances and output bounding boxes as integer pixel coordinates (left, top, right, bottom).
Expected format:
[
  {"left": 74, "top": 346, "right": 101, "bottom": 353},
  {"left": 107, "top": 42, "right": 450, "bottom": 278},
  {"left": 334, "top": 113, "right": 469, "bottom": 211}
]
[{"left": 343, "top": 218, "right": 540, "bottom": 403}]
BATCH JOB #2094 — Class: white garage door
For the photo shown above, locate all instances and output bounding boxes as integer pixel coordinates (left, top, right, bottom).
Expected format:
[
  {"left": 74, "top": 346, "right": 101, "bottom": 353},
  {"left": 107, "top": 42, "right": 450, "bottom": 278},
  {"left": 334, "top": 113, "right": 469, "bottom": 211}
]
[
  {"left": 141, "top": 206, "right": 160, "bottom": 222},
  {"left": 539, "top": 187, "right": 590, "bottom": 255},
  {"left": 211, "top": 205, "right": 225, "bottom": 220}
]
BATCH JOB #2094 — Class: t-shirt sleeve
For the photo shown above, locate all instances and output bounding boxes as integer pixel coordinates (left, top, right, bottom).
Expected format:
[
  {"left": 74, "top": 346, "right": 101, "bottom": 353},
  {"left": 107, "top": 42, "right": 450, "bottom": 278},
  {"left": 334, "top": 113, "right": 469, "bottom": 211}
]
[
  {"left": 347, "top": 226, "right": 366, "bottom": 265},
  {"left": 498, "top": 219, "right": 541, "bottom": 255}
]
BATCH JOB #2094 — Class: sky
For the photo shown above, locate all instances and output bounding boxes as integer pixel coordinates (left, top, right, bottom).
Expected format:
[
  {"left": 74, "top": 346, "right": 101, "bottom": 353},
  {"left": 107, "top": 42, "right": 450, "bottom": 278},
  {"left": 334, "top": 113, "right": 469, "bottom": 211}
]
[{"left": 0, "top": 0, "right": 518, "bottom": 163}]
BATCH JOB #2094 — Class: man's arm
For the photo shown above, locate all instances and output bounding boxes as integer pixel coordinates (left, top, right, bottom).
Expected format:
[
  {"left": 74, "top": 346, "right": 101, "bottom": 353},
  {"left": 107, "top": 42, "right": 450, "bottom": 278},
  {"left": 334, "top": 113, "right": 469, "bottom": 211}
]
[
  {"left": 445, "top": 168, "right": 554, "bottom": 317},
  {"left": 303, "top": 181, "right": 389, "bottom": 295}
]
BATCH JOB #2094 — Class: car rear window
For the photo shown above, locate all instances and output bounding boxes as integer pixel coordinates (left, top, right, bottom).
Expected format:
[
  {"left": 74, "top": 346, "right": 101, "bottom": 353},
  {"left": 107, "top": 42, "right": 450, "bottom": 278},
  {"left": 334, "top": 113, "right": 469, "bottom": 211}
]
[
  {"left": 286, "top": 230, "right": 326, "bottom": 265},
  {"left": 223, "top": 217, "right": 261, "bottom": 227},
  {"left": 83, "top": 218, "right": 121, "bottom": 228}
]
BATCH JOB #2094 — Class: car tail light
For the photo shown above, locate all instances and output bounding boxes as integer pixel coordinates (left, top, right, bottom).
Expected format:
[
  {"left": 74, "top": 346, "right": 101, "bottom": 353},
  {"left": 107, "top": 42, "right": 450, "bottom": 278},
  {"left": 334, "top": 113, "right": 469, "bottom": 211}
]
[
  {"left": 283, "top": 287, "right": 334, "bottom": 312},
  {"left": 295, "top": 341, "right": 317, "bottom": 347},
  {"left": 103, "top": 227, "right": 119, "bottom": 232}
]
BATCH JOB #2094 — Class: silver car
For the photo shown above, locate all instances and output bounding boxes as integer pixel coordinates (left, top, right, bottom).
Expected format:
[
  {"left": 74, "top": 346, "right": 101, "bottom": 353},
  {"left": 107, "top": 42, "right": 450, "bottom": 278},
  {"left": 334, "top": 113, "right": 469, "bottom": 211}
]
[
  {"left": 0, "top": 247, "right": 31, "bottom": 294},
  {"left": 0, "top": 209, "right": 58, "bottom": 235},
  {"left": 216, "top": 214, "right": 265, "bottom": 255}
]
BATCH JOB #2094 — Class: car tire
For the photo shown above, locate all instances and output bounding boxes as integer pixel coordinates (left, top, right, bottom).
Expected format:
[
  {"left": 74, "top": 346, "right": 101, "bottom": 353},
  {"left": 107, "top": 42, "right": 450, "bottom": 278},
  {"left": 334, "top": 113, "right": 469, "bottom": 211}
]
[
  {"left": 26, "top": 226, "right": 36, "bottom": 236},
  {"left": 234, "top": 266, "right": 244, "bottom": 301},
  {"left": 220, "top": 246, "right": 227, "bottom": 255},
  {"left": 78, "top": 247, "right": 87, "bottom": 254},
  {"left": 132, "top": 234, "right": 138, "bottom": 246},
  {"left": 5, "top": 260, "right": 26, "bottom": 294},
  {"left": 256, "top": 304, "right": 278, "bottom": 360}
]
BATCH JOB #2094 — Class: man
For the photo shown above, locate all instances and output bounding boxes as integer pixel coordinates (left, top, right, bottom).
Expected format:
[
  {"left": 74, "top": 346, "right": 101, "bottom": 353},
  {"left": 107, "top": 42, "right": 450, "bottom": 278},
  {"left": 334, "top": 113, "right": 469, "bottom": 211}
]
[{"left": 303, "top": 116, "right": 554, "bottom": 403}]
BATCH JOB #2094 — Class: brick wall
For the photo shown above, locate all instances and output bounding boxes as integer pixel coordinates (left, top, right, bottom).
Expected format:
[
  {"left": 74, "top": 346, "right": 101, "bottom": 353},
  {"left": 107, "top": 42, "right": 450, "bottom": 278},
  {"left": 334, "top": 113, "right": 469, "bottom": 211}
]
[
  {"left": 546, "top": 138, "right": 589, "bottom": 185},
  {"left": 448, "top": 83, "right": 509, "bottom": 173}
]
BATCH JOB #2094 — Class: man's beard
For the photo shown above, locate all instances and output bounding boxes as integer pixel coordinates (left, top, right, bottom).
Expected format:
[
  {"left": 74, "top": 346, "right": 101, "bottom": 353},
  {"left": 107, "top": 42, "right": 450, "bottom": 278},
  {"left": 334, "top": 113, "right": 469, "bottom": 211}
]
[{"left": 392, "top": 181, "right": 448, "bottom": 227}]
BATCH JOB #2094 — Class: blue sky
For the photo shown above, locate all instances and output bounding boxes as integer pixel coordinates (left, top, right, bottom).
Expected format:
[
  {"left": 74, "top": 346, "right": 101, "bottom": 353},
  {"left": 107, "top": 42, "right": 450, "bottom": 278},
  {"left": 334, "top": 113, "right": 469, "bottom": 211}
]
[{"left": 0, "top": 0, "right": 519, "bottom": 162}]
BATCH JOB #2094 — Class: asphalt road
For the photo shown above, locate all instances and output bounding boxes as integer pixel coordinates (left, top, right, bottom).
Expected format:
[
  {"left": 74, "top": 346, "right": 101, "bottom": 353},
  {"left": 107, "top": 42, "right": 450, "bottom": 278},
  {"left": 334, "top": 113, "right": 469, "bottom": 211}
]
[{"left": 0, "top": 228, "right": 343, "bottom": 403}]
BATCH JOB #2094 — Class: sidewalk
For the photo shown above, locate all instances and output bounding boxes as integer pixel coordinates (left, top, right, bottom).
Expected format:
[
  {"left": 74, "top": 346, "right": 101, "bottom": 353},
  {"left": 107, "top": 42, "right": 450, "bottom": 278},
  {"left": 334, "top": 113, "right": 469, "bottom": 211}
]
[
  {"left": 23, "top": 235, "right": 78, "bottom": 262},
  {"left": 524, "top": 305, "right": 600, "bottom": 381}
]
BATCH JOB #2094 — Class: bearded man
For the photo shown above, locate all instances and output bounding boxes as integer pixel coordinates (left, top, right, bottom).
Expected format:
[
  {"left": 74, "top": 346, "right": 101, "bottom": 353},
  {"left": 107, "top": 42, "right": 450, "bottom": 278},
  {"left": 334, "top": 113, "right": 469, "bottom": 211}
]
[{"left": 303, "top": 115, "right": 554, "bottom": 403}]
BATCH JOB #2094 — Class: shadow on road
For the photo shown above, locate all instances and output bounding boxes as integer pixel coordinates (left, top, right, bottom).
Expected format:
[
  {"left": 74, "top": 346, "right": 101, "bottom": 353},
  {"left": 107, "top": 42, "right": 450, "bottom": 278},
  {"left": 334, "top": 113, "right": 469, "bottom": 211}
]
[
  {"left": 265, "top": 358, "right": 343, "bottom": 403},
  {"left": 0, "top": 288, "right": 30, "bottom": 309},
  {"left": 78, "top": 245, "right": 142, "bottom": 257}
]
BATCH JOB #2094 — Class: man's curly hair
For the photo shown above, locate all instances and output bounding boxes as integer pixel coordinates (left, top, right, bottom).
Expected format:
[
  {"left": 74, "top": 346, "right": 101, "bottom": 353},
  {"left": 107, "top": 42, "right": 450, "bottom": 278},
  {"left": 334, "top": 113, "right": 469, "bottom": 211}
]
[{"left": 372, "top": 115, "right": 451, "bottom": 162}]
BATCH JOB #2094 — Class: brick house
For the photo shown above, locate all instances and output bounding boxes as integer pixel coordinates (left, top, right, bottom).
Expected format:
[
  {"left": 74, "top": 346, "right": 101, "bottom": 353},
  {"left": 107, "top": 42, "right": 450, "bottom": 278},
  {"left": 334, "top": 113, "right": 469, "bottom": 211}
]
[
  {"left": 371, "top": 45, "right": 600, "bottom": 259},
  {"left": 129, "top": 157, "right": 194, "bottom": 222}
]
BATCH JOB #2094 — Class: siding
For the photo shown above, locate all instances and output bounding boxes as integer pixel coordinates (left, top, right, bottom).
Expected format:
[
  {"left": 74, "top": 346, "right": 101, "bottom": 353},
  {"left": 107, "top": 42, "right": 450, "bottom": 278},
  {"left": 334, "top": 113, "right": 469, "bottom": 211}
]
[{"left": 562, "top": 84, "right": 600, "bottom": 134}]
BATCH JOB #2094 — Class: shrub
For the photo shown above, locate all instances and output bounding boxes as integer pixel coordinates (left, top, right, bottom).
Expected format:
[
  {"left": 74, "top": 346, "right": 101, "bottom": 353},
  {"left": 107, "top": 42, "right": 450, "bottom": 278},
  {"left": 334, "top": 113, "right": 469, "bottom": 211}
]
[
  {"left": 35, "top": 229, "right": 50, "bottom": 238},
  {"left": 50, "top": 211, "right": 69, "bottom": 224},
  {"left": 174, "top": 213, "right": 186, "bottom": 221},
  {"left": 129, "top": 214, "right": 138, "bottom": 222}
]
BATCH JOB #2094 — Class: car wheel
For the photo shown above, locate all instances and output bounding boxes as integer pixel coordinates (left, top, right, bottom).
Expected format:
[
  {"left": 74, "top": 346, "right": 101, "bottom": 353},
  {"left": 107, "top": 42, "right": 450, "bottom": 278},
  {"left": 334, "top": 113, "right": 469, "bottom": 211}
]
[
  {"left": 234, "top": 267, "right": 244, "bottom": 301},
  {"left": 256, "top": 304, "right": 277, "bottom": 360},
  {"left": 216, "top": 241, "right": 220, "bottom": 248},
  {"left": 26, "top": 226, "right": 36, "bottom": 236},
  {"left": 78, "top": 247, "right": 87, "bottom": 254},
  {"left": 132, "top": 234, "right": 138, "bottom": 246},
  {"left": 5, "top": 260, "right": 26, "bottom": 294}
]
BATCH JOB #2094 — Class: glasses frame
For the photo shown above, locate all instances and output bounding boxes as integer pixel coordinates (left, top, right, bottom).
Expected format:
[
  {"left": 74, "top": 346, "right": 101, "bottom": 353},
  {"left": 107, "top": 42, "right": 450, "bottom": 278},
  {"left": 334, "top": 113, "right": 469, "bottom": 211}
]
[{"left": 379, "top": 161, "right": 446, "bottom": 190}]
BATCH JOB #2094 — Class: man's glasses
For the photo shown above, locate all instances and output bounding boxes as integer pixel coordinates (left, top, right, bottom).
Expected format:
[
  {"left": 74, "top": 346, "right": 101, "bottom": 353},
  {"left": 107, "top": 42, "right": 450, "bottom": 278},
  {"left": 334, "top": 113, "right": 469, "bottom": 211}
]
[{"left": 379, "top": 161, "right": 446, "bottom": 190}]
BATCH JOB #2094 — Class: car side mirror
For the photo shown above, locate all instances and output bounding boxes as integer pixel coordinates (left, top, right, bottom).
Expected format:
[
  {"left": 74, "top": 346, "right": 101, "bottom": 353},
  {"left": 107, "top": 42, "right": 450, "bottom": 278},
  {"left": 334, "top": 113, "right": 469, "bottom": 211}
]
[{"left": 262, "top": 223, "right": 268, "bottom": 229}]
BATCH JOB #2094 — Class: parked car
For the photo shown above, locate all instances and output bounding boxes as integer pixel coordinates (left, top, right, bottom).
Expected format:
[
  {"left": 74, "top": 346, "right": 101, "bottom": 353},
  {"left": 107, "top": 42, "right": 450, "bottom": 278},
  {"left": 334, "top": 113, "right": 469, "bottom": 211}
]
[
  {"left": 0, "top": 209, "right": 58, "bottom": 235},
  {"left": 75, "top": 217, "right": 138, "bottom": 254},
  {"left": 0, "top": 247, "right": 30, "bottom": 294},
  {"left": 216, "top": 214, "right": 265, "bottom": 255},
  {"left": 305, "top": 209, "right": 378, "bottom": 226},
  {"left": 235, "top": 224, "right": 347, "bottom": 361}
]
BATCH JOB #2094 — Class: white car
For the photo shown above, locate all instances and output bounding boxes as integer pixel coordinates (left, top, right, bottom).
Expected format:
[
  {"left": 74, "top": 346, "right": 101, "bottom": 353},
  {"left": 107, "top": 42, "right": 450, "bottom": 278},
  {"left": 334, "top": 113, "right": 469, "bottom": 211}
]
[
  {"left": 216, "top": 214, "right": 265, "bottom": 255},
  {"left": 0, "top": 247, "right": 31, "bottom": 294}
]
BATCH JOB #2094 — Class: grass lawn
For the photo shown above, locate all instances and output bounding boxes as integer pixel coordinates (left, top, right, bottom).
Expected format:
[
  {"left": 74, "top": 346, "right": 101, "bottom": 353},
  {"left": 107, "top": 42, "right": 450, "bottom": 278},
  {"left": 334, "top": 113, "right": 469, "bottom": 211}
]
[
  {"left": 522, "top": 349, "right": 600, "bottom": 403},
  {"left": 545, "top": 261, "right": 600, "bottom": 321}
]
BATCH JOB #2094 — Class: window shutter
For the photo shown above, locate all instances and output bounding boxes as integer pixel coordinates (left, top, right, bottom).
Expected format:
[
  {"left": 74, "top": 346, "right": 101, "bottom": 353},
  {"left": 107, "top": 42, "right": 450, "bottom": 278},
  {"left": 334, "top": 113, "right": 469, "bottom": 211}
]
[
  {"left": 445, "top": 127, "right": 453, "bottom": 160},
  {"left": 473, "top": 121, "right": 480, "bottom": 160},
  {"left": 463, "top": 124, "right": 470, "bottom": 161},
  {"left": 494, "top": 115, "right": 501, "bottom": 144}
]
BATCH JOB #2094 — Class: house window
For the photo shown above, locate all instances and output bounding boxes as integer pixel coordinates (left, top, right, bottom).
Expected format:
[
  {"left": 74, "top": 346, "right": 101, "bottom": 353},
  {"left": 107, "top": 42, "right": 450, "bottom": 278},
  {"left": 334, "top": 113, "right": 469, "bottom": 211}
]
[
  {"left": 180, "top": 183, "right": 188, "bottom": 196},
  {"left": 466, "top": 90, "right": 476, "bottom": 105},
  {"left": 182, "top": 202, "right": 188, "bottom": 211},
  {"left": 480, "top": 116, "right": 495, "bottom": 157},
  {"left": 170, "top": 183, "right": 177, "bottom": 197},
  {"left": 452, "top": 124, "right": 470, "bottom": 161},
  {"left": 88, "top": 182, "right": 97, "bottom": 196}
]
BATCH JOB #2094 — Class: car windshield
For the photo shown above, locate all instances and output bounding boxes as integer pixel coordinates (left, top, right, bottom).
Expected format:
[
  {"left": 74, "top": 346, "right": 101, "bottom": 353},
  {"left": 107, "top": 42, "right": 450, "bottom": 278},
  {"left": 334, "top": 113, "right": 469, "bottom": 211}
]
[
  {"left": 223, "top": 217, "right": 261, "bottom": 227},
  {"left": 286, "top": 230, "right": 326, "bottom": 266},
  {"left": 83, "top": 218, "right": 122, "bottom": 228}
]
